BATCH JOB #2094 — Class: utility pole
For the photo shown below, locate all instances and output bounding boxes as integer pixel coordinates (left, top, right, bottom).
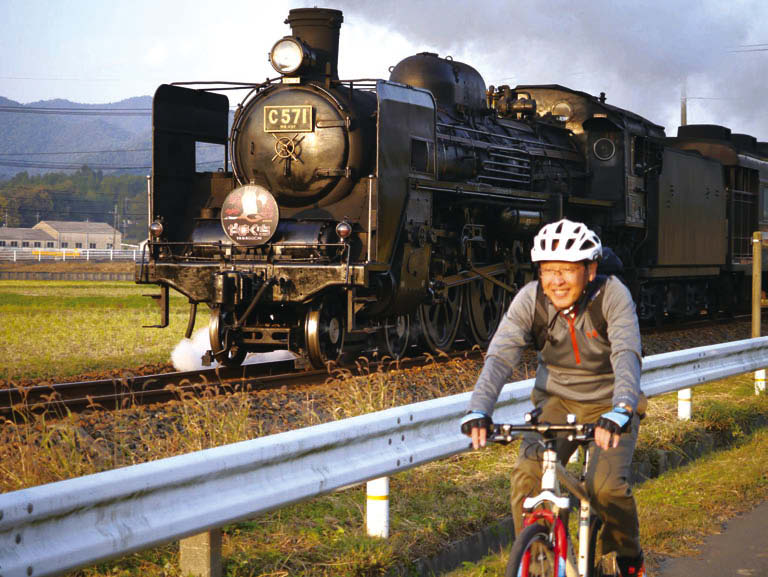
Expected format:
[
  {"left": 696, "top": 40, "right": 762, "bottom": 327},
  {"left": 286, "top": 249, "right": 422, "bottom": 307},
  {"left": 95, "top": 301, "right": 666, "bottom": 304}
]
[
  {"left": 680, "top": 78, "right": 687, "bottom": 127},
  {"left": 113, "top": 203, "right": 118, "bottom": 249}
]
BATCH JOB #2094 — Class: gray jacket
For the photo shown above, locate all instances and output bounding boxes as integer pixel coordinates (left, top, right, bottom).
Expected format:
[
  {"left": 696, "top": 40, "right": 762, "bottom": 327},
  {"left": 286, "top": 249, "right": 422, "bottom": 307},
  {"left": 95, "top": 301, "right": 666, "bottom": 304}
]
[{"left": 469, "top": 276, "right": 642, "bottom": 416}]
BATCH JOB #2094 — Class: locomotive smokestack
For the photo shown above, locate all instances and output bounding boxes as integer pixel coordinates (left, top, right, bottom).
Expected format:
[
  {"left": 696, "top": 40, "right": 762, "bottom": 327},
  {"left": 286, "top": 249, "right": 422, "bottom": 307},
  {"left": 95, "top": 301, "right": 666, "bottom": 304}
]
[{"left": 285, "top": 8, "right": 343, "bottom": 80}]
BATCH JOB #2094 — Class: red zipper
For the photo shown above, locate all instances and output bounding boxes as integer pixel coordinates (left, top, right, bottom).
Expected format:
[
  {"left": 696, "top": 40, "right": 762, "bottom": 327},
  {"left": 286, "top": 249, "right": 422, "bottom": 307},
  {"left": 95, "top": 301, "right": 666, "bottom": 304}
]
[{"left": 565, "top": 313, "right": 581, "bottom": 364}]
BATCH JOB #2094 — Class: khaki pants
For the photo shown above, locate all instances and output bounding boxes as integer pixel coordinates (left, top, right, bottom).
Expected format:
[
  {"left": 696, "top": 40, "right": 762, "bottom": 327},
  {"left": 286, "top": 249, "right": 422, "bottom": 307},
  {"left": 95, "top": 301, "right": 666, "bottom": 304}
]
[{"left": 510, "top": 394, "right": 642, "bottom": 558}]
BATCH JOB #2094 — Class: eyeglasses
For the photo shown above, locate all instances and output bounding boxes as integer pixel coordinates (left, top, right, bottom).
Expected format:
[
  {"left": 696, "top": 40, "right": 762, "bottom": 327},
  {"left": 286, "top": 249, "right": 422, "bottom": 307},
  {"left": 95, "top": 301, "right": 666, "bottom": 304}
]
[{"left": 539, "top": 265, "right": 584, "bottom": 280}]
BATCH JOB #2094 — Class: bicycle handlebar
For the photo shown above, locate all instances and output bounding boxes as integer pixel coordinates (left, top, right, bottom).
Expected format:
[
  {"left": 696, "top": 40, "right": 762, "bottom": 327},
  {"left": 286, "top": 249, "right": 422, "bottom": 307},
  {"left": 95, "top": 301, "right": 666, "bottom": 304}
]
[{"left": 488, "top": 421, "right": 596, "bottom": 445}]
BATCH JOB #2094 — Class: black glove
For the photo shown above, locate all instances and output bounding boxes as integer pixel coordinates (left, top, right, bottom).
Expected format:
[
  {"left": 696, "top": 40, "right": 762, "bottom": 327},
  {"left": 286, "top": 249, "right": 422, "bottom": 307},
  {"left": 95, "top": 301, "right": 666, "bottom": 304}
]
[
  {"left": 460, "top": 411, "right": 492, "bottom": 435},
  {"left": 596, "top": 406, "right": 631, "bottom": 436}
]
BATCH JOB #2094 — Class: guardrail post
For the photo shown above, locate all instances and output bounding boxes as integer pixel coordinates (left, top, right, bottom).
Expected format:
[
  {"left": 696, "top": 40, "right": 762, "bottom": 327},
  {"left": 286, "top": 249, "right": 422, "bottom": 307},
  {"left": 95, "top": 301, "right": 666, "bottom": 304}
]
[
  {"left": 754, "top": 231, "right": 766, "bottom": 395},
  {"left": 366, "top": 476, "right": 390, "bottom": 538},
  {"left": 677, "top": 388, "right": 692, "bottom": 420},
  {"left": 62, "top": 249, "right": 66, "bottom": 261},
  {"left": 179, "top": 529, "right": 222, "bottom": 577},
  {"left": 13, "top": 250, "right": 16, "bottom": 262}
]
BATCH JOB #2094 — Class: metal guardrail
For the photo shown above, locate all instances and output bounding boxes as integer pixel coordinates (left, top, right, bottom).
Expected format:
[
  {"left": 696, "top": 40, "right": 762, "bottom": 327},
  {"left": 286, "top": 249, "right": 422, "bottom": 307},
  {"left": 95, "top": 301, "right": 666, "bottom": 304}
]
[
  {"left": 0, "top": 248, "right": 143, "bottom": 262},
  {"left": 2, "top": 337, "right": 768, "bottom": 577}
]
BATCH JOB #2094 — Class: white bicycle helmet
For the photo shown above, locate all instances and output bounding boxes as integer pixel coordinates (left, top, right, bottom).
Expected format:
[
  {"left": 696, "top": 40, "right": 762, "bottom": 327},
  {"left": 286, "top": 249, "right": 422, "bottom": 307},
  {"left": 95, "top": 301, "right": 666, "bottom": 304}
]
[{"left": 531, "top": 219, "right": 602, "bottom": 262}]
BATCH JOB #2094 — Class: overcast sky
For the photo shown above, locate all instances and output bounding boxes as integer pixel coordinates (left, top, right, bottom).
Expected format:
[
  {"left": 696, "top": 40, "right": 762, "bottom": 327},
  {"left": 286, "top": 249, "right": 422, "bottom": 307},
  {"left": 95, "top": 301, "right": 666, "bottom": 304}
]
[{"left": 1, "top": 0, "right": 767, "bottom": 140}]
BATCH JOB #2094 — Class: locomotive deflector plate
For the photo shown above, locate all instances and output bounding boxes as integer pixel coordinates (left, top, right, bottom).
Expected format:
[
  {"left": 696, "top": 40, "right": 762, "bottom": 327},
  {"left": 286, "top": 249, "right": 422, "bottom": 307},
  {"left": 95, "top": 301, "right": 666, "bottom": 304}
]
[{"left": 264, "top": 105, "right": 313, "bottom": 133}]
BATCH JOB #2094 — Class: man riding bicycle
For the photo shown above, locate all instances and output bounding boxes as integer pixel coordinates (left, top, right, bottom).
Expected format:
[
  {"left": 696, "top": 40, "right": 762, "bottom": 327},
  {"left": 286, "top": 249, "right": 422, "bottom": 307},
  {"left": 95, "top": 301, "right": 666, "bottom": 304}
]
[{"left": 461, "top": 219, "right": 646, "bottom": 577}]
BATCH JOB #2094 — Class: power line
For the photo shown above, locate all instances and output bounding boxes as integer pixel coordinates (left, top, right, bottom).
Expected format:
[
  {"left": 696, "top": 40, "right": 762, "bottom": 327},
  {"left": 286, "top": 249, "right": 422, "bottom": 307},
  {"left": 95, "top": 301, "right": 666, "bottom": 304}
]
[
  {"left": 0, "top": 160, "right": 225, "bottom": 170},
  {"left": 0, "top": 76, "right": 121, "bottom": 82},
  {"left": 0, "top": 106, "right": 150, "bottom": 117},
  {"left": 0, "top": 160, "right": 151, "bottom": 169},
  {"left": 0, "top": 143, "right": 223, "bottom": 156},
  {"left": 0, "top": 148, "right": 151, "bottom": 156}
]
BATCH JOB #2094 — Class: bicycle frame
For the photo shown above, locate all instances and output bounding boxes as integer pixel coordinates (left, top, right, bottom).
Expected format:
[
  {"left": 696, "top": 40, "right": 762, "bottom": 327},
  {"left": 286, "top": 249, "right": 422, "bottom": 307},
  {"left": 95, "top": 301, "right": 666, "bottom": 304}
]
[{"left": 491, "top": 417, "right": 598, "bottom": 577}]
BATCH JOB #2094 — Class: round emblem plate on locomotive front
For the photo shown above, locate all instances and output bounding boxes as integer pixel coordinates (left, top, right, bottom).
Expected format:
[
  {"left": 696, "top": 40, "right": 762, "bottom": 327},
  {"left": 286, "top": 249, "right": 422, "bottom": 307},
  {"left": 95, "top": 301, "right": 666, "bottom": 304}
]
[{"left": 221, "top": 184, "right": 280, "bottom": 246}]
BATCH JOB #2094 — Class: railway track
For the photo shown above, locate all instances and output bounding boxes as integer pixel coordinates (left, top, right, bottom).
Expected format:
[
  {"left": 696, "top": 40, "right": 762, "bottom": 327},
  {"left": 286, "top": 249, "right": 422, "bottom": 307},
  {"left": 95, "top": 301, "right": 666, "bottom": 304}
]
[
  {"left": 2, "top": 312, "right": 761, "bottom": 419},
  {"left": 0, "top": 350, "right": 483, "bottom": 418}
]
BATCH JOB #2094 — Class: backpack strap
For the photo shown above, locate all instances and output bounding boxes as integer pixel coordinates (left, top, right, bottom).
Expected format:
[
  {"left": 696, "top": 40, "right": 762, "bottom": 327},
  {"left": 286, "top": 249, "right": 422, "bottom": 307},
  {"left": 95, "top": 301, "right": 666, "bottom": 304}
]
[
  {"left": 533, "top": 282, "right": 550, "bottom": 351},
  {"left": 532, "top": 274, "right": 609, "bottom": 351},
  {"left": 585, "top": 274, "right": 609, "bottom": 341}
]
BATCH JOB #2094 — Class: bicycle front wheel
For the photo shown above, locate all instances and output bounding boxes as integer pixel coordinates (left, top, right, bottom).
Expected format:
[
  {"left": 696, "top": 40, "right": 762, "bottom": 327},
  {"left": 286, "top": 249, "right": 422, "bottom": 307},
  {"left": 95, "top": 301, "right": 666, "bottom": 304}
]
[{"left": 506, "top": 523, "right": 557, "bottom": 577}]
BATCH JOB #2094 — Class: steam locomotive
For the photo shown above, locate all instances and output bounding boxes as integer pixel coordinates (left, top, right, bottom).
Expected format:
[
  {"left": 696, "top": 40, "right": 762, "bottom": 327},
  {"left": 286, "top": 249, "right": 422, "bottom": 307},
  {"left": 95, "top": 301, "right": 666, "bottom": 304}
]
[{"left": 137, "top": 7, "right": 768, "bottom": 368}]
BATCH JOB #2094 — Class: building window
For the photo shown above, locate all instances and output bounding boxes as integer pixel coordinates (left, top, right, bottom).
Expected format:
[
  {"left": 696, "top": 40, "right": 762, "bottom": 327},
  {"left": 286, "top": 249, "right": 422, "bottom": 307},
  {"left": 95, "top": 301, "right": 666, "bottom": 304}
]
[
  {"left": 10, "top": 241, "right": 18, "bottom": 247},
  {"left": 89, "top": 243, "right": 96, "bottom": 249},
  {"left": 22, "top": 241, "right": 29, "bottom": 247},
  {"left": 46, "top": 241, "right": 54, "bottom": 248},
  {"left": 75, "top": 242, "right": 83, "bottom": 248},
  {"left": 0, "top": 241, "right": 5, "bottom": 247},
  {"left": 107, "top": 243, "right": 113, "bottom": 249},
  {"left": 34, "top": 241, "right": 41, "bottom": 247},
  {"left": 61, "top": 242, "right": 68, "bottom": 248}
]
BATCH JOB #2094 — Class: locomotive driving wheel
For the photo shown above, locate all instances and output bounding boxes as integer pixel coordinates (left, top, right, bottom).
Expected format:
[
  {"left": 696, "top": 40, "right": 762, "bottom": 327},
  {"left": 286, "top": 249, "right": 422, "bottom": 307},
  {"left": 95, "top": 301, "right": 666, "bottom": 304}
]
[
  {"left": 465, "top": 277, "right": 507, "bottom": 348},
  {"left": 209, "top": 307, "right": 248, "bottom": 367},
  {"left": 378, "top": 314, "right": 412, "bottom": 360},
  {"left": 304, "top": 295, "right": 346, "bottom": 369},
  {"left": 417, "top": 284, "right": 463, "bottom": 354}
]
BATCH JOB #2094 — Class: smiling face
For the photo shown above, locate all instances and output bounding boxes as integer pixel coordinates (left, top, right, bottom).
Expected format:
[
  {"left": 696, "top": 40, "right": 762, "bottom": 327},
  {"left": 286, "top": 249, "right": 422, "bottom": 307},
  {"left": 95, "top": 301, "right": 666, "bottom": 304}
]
[{"left": 539, "top": 260, "right": 598, "bottom": 310}]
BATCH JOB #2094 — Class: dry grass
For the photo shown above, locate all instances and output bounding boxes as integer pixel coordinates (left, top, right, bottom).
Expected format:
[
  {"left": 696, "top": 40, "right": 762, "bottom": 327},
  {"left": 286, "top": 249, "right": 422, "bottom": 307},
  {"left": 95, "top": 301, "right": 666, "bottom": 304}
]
[
  {"left": 1, "top": 280, "right": 766, "bottom": 575},
  {"left": 1, "top": 365, "right": 762, "bottom": 576}
]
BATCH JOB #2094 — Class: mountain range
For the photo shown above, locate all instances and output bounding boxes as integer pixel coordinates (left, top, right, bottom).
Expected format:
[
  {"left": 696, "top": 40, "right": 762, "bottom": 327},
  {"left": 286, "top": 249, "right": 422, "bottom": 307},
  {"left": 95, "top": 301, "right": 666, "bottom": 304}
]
[{"left": 0, "top": 94, "right": 231, "bottom": 179}]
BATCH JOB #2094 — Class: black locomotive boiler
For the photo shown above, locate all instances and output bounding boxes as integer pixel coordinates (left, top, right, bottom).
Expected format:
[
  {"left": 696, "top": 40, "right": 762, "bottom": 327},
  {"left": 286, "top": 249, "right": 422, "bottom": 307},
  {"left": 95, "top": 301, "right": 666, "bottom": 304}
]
[
  {"left": 138, "top": 7, "right": 768, "bottom": 369},
  {"left": 138, "top": 7, "right": 584, "bottom": 368}
]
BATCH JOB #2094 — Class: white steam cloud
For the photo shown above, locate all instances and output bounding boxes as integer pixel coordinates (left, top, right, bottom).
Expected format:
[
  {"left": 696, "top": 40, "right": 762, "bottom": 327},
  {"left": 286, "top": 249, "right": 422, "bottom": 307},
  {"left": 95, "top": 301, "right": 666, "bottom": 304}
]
[{"left": 171, "top": 328, "right": 295, "bottom": 372}]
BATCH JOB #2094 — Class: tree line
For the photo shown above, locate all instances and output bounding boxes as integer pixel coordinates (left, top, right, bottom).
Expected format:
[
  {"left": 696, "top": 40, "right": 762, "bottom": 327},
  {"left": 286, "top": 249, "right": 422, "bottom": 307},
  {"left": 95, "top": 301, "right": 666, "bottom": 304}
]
[{"left": 0, "top": 167, "right": 148, "bottom": 243}]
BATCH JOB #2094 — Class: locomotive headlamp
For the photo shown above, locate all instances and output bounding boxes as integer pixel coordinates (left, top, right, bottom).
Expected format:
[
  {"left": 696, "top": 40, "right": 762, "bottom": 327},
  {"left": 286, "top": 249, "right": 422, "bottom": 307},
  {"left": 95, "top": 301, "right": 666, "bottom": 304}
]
[
  {"left": 336, "top": 220, "right": 353, "bottom": 240},
  {"left": 149, "top": 220, "right": 164, "bottom": 238},
  {"left": 270, "top": 37, "right": 309, "bottom": 75}
]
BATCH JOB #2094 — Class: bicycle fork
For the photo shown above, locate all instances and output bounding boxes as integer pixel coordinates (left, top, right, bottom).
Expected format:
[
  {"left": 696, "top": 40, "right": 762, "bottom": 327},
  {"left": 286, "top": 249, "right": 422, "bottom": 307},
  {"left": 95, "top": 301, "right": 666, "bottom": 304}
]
[
  {"left": 522, "top": 446, "right": 595, "bottom": 577},
  {"left": 573, "top": 448, "right": 593, "bottom": 577},
  {"left": 522, "top": 447, "right": 571, "bottom": 577}
]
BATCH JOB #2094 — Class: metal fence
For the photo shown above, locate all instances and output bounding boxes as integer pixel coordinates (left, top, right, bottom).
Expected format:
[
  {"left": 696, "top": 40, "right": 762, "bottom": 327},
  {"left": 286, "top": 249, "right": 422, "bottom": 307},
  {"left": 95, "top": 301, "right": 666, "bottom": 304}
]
[
  {"left": 1, "top": 337, "right": 767, "bottom": 577},
  {"left": 0, "top": 248, "right": 143, "bottom": 262}
]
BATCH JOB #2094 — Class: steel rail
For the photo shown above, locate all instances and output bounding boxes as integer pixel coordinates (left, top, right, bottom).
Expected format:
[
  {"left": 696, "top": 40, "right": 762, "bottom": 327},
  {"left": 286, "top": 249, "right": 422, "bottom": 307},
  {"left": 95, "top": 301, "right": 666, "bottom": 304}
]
[
  {"left": 0, "top": 351, "right": 483, "bottom": 418},
  {"left": 1, "top": 337, "right": 767, "bottom": 576}
]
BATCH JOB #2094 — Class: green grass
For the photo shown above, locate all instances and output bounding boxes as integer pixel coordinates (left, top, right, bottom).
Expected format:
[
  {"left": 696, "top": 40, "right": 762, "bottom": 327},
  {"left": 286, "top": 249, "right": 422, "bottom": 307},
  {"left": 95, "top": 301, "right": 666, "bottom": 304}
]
[
  {"left": 444, "top": 428, "right": 768, "bottom": 577},
  {"left": 0, "top": 280, "right": 192, "bottom": 381},
  {"left": 1, "top": 281, "right": 765, "bottom": 575},
  {"left": 47, "top": 376, "right": 766, "bottom": 576}
]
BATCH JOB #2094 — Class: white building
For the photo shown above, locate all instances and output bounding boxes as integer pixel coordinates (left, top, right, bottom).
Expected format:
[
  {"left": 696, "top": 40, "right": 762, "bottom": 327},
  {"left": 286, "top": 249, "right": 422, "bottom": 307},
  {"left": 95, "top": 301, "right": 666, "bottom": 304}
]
[
  {"left": 33, "top": 221, "right": 122, "bottom": 250},
  {"left": 0, "top": 221, "right": 122, "bottom": 250},
  {"left": 0, "top": 227, "right": 56, "bottom": 249}
]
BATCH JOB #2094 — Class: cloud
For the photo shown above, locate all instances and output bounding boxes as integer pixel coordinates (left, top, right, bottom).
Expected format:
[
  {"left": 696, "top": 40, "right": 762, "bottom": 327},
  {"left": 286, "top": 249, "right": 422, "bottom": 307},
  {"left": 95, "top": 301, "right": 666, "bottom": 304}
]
[{"left": 331, "top": 0, "right": 768, "bottom": 141}]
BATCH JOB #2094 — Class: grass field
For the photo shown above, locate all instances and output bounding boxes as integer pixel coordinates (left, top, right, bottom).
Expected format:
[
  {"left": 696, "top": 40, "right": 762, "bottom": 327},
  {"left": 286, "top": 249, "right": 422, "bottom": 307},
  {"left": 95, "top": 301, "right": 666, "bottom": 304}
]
[
  {"left": 39, "top": 376, "right": 761, "bottom": 577},
  {"left": 0, "top": 280, "right": 192, "bottom": 382},
  {"left": 1, "top": 279, "right": 766, "bottom": 575}
]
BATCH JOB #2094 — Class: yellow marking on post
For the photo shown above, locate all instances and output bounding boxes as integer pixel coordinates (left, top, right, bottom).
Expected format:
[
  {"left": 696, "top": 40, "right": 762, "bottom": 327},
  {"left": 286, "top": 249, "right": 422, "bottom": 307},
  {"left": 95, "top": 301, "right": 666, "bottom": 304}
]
[{"left": 366, "top": 495, "right": 389, "bottom": 500}]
